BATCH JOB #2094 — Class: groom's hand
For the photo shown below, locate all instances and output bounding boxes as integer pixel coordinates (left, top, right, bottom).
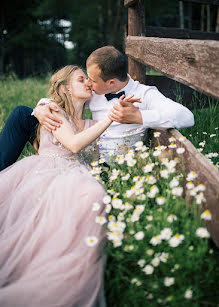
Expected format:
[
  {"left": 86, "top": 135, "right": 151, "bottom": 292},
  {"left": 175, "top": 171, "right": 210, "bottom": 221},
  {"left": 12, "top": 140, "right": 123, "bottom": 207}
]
[
  {"left": 109, "top": 95, "right": 143, "bottom": 124},
  {"left": 34, "top": 103, "right": 62, "bottom": 132}
]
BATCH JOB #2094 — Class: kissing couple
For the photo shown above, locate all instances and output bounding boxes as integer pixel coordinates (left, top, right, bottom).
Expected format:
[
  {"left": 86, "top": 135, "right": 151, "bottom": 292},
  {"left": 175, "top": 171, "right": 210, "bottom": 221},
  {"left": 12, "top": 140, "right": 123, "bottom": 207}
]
[{"left": 0, "top": 46, "right": 194, "bottom": 306}]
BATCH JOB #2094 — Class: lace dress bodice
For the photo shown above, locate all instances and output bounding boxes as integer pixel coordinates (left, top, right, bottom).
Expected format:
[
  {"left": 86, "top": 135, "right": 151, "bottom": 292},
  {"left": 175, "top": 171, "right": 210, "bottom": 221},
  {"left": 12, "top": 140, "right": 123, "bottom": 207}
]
[{"left": 38, "top": 118, "right": 98, "bottom": 165}]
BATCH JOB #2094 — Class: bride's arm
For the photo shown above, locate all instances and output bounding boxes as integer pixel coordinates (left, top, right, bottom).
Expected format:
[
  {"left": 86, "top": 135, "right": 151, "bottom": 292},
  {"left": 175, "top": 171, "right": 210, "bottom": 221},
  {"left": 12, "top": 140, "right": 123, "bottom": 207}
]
[{"left": 51, "top": 112, "right": 112, "bottom": 154}]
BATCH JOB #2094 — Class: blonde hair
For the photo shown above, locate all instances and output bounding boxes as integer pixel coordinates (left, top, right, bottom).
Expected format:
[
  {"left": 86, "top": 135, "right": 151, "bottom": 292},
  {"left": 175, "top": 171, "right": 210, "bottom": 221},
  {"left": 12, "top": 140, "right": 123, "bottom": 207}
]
[{"left": 34, "top": 65, "right": 80, "bottom": 153}]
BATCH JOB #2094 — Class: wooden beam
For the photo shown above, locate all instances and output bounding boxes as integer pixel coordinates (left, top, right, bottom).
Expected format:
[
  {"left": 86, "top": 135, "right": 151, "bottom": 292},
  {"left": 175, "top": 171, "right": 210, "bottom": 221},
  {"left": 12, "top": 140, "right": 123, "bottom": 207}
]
[
  {"left": 127, "top": 0, "right": 146, "bottom": 84},
  {"left": 124, "top": 0, "right": 137, "bottom": 7},
  {"left": 126, "top": 36, "right": 219, "bottom": 99},
  {"left": 180, "top": 0, "right": 219, "bottom": 5},
  {"left": 152, "top": 129, "right": 219, "bottom": 247},
  {"left": 145, "top": 26, "right": 219, "bottom": 40}
]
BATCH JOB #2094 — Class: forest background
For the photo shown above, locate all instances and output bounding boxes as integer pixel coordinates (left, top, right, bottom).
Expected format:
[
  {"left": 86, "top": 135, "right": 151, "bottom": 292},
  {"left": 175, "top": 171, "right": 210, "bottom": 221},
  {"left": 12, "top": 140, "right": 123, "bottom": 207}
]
[{"left": 1, "top": 0, "right": 218, "bottom": 78}]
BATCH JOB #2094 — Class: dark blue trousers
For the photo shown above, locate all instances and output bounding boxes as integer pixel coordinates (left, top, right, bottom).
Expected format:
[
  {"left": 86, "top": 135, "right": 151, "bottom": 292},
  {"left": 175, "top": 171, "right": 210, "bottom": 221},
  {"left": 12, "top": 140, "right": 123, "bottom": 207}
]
[{"left": 0, "top": 106, "right": 38, "bottom": 171}]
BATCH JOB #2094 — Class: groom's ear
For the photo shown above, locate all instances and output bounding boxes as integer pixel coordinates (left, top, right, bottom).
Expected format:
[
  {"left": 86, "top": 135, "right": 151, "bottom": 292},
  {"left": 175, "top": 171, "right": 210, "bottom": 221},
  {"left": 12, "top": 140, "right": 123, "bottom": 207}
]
[{"left": 108, "top": 78, "right": 116, "bottom": 87}]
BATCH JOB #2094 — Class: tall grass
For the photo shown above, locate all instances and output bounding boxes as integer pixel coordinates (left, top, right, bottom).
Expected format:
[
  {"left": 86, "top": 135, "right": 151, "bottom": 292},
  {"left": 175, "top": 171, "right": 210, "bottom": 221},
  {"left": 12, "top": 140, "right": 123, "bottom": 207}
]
[{"left": 0, "top": 77, "right": 218, "bottom": 305}]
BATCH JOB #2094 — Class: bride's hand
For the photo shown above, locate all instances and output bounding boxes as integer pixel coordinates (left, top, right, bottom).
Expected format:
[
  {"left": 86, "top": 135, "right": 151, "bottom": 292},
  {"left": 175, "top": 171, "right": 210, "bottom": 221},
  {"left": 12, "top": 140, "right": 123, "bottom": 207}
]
[{"left": 108, "top": 94, "right": 143, "bottom": 124}]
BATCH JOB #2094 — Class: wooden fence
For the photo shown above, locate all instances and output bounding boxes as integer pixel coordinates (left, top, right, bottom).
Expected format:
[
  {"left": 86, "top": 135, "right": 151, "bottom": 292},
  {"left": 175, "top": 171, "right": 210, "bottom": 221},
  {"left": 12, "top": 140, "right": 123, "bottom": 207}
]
[{"left": 124, "top": 0, "right": 219, "bottom": 246}]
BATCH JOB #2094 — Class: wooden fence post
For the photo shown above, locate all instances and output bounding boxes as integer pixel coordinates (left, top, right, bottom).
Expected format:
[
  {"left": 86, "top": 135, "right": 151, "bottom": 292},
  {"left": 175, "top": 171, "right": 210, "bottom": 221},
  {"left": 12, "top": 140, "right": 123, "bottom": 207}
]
[{"left": 125, "top": 0, "right": 146, "bottom": 84}]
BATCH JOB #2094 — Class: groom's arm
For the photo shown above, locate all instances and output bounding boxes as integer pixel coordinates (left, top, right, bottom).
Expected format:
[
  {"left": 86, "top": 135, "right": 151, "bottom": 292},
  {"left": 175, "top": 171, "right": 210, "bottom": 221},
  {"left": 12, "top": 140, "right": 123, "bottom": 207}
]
[{"left": 110, "top": 87, "right": 194, "bottom": 129}]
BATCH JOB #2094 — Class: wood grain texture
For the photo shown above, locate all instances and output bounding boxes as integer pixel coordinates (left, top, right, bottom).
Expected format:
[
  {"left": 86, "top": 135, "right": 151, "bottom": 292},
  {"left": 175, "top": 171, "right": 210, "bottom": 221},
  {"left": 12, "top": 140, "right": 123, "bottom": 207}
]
[
  {"left": 126, "top": 36, "right": 219, "bottom": 99},
  {"left": 152, "top": 129, "right": 219, "bottom": 247}
]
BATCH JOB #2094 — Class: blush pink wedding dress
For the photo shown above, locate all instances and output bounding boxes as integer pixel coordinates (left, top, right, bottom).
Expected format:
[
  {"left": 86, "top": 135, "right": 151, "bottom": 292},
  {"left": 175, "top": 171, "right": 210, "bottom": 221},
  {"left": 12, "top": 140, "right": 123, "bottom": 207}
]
[{"left": 0, "top": 119, "right": 106, "bottom": 307}]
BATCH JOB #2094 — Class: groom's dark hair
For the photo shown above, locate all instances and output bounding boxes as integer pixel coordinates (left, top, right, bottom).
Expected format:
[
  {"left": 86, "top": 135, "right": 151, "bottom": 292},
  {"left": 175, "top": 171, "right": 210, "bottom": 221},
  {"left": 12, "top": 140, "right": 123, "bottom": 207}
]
[{"left": 86, "top": 46, "right": 128, "bottom": 82}]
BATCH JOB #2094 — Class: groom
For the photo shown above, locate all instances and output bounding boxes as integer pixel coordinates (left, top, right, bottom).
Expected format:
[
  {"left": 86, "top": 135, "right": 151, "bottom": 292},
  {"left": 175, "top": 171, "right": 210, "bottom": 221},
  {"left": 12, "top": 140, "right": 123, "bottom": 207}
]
[{"left": 0, "top": 46, "right": 194, "bottom": 170}]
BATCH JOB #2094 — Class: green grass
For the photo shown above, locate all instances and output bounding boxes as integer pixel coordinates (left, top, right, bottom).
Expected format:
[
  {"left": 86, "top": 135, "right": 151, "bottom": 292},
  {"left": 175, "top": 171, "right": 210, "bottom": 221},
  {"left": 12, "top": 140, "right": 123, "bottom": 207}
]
[{"left": 0, "top": 76, "right": 218, "bottom": 306}]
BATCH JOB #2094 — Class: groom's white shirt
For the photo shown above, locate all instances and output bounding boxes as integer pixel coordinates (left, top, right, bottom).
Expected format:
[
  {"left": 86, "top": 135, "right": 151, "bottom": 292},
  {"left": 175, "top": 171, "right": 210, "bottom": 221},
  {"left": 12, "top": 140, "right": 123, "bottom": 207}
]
[
  {"left": 37, "top": 76, "right": 194, "bottom": 160},
  {"left": 86, "top": 76, "right": 194, "bottom": 159}
]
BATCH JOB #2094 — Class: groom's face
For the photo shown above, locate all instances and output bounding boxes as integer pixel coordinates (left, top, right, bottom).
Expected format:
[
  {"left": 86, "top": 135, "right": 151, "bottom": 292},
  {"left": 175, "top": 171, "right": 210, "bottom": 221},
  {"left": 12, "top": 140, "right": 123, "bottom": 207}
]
[{"left": 86, "top": 64, "right": 112, "bottom": 95}]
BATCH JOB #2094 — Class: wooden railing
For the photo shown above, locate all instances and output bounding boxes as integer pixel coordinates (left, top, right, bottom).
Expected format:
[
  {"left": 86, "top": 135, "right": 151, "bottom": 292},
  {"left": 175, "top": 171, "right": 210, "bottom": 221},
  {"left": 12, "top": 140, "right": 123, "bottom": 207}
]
[{"left": 124, "top": 0, "right": 219, "bottom": 246}]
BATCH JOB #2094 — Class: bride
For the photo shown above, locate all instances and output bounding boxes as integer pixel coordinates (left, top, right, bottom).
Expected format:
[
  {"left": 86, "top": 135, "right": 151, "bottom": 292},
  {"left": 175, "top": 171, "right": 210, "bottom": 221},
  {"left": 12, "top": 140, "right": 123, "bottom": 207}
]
[{"left": 0, "top": 65, "right": 113, "bottom": 306}]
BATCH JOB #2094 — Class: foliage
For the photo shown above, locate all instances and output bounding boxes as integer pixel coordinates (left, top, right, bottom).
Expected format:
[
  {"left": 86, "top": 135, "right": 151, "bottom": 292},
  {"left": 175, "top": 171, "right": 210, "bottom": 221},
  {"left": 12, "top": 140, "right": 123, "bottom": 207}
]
[{"left": 89, "top": 138, "right": 219, "bottom": 306}]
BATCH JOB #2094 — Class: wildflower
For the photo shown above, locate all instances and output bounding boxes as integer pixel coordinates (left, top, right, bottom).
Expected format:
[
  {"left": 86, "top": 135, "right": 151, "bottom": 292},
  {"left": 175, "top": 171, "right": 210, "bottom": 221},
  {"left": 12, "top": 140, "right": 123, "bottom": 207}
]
[
  {"left": 172, "top": 187, "right": 183, "bottom": 196},
  {"left": 115, "top": 155, "right": 125, "bottom": 165},
  {"left": 105, "top": 204, "right": 112, "bottom": 213},
  {"left": 127, "top": 159, "right": 136, "bottom": 167},
  {"left": 169, "top": 178, "right": 179, "bottom": 188},
  {"left": 131, "top": 278, "right": 142, "bottom": 286},
  {"left": 146, "top": 249, "right": 154, "bottom": 256},
  {"left": 160, "top": 169, "right": 169, "bottom": 179},
  {"left": 99, "top": 158, "right": 105, "bottom": 164},
  {"left": 103, "top": 195, "right": 111, "bottom": 204},
  {"left": 196, "top": 227, "right": 210, "bottom": 238},
  {"left": 169, "top": 142, "right": 176, "bottom": 148},
  {"left": 201, "top": 209, "right": 212, "bottom": 221},
  {"left": 145, "top": 175, "right": 157, "bottom": 185},
  {"left": 92, "top": 202, "right": 100, "bottom": 211},
  {"left": 147, "top": 185, "right": 159, "bottom": 198},
  {"left": 210, "top": 134, "right": 216, "bottom": 137},
  {"left": 151, "top": 257, "right": 160, "bottom": 267},
  {"left": 146, "top": 215, "right": 153, "bottom": 221},
  {"left": 189, "top": 245, "right": 194, "bottom": 251},
  {"left": 195, "top": 192, "right": 206, "bottom": 204},
  {"left": 178, "top": 136, "right": 185, "bottom": 142},
  {"left": 140, "top": 152, "right": 149, "bottom": 159},
  {"left": 122, "top": 174, "right": 130, "bottom": 181},
  {"left": 108, "top": 150, "right": 115, "bottom": 156},
  {"left": 184, "top": 289, "right": 193, "bottom": 299},
  {"left": 186, "top": 181, "right": 194, "bottom": 189},
  {"left": 137, "top": 194, "right": 146, "bottom": 200},
  {"left": 135, "top": 231, "right": 145, "bottom": 240},
  {"left": 153, "top": 150, "right": 162, "bottom": 156},
  {"left": 176, "top": 147, "right": 185, "bottom": 154},
  {"left": 145, "top": 224, "right": 152, "bottom": 230},
  {"left": 199, "top": 141, "right": 205, "bottom": 147},
  {"left": 156, "top": 196, "right": 166, "bottom": 205},
  {"left": 95, "top": 216, "right": 107, "bottom": 225},
  {"left": 134, "top": 141, "right": 143, "bottom": 150},
  {"left": 150, "top": 235, "right": 162, "bottom": 246},
  {"left": 197, "top": 148, "right": 203, "bottom": 152},
  {"left": 91, "top": 161, "right": 98, "bottom": 166},
  {"left": 112, "top": 198, "right": 123, "bottom": 209},
  {"left": 167, "top": 214, "right": 177, "bottom": 223},
  {"left": 186, "top": 171, "right": 198, "bottom": 181},
  {"left": 164, "top": 277, "right": 175, "bottom": 287},
  {"left": 160, "top": 228, "right": 172, "bottom": 240},
  {"left": 137, "top": 259, "right": 146, "bottom": 268},
  {"left": 169, "top": 136, "right": 176, "bottom": 142},
  {"left": 85, "top": 236, "right": 98, "bottom": 247},
  {"left": 154, "top": 131, "right": 161, "bottom": 137},
  {"left": 142, "top": 265, "right": 154, "bottom": 275},
  {"left": 169, "top": 234, "right": 184, "bottom": 247},
  {"left": 143, "top": 163, "right": 155, "bottom": 173},
  {"left": 160, "top": 252, "right": 169, "bottom": 263}
]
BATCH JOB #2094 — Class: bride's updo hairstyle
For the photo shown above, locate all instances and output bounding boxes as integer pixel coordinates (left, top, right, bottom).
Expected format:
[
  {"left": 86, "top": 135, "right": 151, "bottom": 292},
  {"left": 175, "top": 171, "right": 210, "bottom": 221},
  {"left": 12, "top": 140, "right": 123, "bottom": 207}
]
[
  {"left": 34, "top": 65, "right": 80, "bottom": 153},
  {"left": 49, "top": 65, "right": 80, "bottom": 120}
]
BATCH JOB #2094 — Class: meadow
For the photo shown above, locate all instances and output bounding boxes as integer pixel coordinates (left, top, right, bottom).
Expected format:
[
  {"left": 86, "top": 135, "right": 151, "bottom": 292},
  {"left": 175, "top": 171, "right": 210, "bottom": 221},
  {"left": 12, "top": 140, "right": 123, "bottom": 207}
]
[{"left": 0, "top": 76, "right": 219, "bottom": 306}]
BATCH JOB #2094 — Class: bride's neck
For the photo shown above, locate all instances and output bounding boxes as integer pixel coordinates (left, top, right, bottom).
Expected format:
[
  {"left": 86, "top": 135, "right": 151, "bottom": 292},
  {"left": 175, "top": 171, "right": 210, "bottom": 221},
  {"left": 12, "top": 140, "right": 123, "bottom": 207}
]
[{"left": 71, "top": 98, "right": 85, "bottom": 120}]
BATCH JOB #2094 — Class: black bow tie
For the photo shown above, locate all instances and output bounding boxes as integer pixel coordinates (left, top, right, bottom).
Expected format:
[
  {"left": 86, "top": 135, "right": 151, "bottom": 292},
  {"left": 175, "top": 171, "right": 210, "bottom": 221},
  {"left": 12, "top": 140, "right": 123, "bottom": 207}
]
[{"left": 105, "top": 91, "right": 125, "bottom": 101}]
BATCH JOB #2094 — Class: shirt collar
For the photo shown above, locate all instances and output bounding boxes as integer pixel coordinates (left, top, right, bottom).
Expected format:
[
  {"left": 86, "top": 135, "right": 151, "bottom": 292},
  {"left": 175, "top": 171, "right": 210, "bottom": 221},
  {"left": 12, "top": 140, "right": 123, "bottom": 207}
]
[{"left": 115, "top": 74, "right": 135, "bottom": 95}]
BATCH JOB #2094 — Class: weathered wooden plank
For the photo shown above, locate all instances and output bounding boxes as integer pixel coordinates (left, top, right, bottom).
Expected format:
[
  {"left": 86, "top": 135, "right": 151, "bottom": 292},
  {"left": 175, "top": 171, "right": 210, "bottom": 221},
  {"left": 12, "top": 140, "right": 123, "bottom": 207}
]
[
  {"left": 127, "top": 1, "right": 146, "bottom": 84},
  {"left": 126, "top": 36, "right": 219, "bottom": 99},
  {"left": 152, "top": 129, "right": 219, "bottom": 247},
  {"left": 180, "top": 0, "right": 219, "bottom": 5},
  {"left": 146, "top": 75, "right": 213, "bottom": 109},
  {"left": 145, "top": 26, "right": 219, "bottom": 40},
  {"left": 124, "top": 0, "right": 137, "bottom": 7}
]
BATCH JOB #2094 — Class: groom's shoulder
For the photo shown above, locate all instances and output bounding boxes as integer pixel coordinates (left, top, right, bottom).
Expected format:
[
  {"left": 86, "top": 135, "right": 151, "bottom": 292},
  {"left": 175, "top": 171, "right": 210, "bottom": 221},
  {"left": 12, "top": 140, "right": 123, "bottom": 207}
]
[{"left": 132, "top": 79, "right": 157, "bottom": 94}]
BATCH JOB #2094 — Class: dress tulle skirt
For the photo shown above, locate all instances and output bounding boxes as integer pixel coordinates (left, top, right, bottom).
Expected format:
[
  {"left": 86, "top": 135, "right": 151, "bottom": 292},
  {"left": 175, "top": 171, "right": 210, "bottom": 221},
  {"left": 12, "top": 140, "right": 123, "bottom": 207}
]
[{"left": 0, "top": 155, "right": 106, "bottom": 307}]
